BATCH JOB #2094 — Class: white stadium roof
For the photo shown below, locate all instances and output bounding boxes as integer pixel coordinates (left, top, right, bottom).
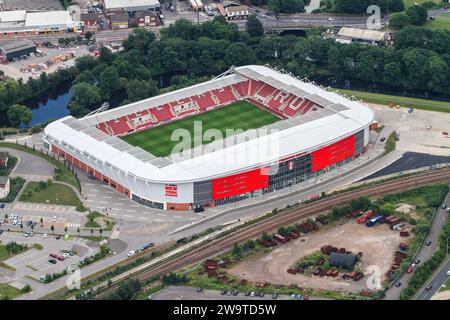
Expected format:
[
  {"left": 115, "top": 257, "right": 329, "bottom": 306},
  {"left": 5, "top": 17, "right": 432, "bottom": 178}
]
[{"left": 44, "top": 65, "right": 374, "bottom": 183}]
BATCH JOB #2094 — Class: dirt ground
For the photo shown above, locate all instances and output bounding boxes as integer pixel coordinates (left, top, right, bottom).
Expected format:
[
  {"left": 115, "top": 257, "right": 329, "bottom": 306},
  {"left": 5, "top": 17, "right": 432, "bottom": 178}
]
[
  {"left": 228, "top": 221, "right": 404, "bottom": 293},
  {"left": 371, "top": 103, "right": 450, "bottom": 156}
]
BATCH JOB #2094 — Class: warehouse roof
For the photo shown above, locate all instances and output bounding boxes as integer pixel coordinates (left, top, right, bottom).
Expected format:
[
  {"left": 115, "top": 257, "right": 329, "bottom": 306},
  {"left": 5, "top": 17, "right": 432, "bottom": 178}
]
[
  {"left": 337, "top": 27, "right": 385, "bottom": 42},
  {"left": 104, "top": 0, "right": 160, "bottom": 10},
  {"left": 0, "top": 10, "right": 26, "bottom": 23},
  {"left": 0, "top": 39, "right": 36, "bottom": 54},
  {"left": 25, "top": 11, "right": 74, "bottom": 27}
]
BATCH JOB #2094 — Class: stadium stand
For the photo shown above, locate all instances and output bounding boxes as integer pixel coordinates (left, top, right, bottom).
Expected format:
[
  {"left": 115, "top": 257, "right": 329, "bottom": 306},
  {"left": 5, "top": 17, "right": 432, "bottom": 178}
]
[
  {"left": 191, "top": 92, "right": 217, "bottom": 110},
  {"left": 211, "top": 86, "right": 238, "bottom": 105},
  {"left": 105, "top": 116, "right": 132, "bottom": 135},
  {"left": 151, "top": 104, "right": 175, "bottom": 122}
]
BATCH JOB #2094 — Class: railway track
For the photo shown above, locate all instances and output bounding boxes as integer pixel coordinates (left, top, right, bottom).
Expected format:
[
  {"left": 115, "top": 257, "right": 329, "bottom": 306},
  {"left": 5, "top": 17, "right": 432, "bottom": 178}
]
[{"left": 92, "top": 169, "right": 450, "bottom": 298}]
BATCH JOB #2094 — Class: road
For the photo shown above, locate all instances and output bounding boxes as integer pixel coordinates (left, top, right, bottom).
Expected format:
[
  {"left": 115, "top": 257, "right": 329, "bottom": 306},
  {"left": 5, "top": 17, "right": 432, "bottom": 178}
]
[
  {"left": 416, "top": 258, "right": 450, "bottom": 300},
  {"left": 384, "top": 191, "right": 450, "bottom": 300},
  {"left": 87, "top": 169, "right": 450, "bottom": 299}
]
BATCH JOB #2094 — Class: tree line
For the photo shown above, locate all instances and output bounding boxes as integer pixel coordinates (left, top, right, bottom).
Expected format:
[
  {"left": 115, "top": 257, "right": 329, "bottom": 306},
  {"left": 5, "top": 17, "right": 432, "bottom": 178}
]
[{"left": 1, "top": 14, "right": 450, "bottom": 127}]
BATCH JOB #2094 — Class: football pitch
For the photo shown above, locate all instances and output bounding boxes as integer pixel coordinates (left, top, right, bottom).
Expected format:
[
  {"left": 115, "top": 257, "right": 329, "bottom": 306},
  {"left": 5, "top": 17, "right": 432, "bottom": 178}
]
[{"left": 121, "top": 101, "right": 280, "bottom": 157}]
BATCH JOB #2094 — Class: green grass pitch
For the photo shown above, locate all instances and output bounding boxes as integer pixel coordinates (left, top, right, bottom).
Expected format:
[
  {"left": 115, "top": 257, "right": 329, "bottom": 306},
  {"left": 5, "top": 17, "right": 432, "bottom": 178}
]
[{"left": 121, "top": 100, "right": 281, "bottom": 157}]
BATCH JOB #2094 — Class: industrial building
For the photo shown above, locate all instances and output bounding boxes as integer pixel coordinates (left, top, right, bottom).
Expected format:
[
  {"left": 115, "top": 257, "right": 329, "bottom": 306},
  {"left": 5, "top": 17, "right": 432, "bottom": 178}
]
[
  {"left": 336, "top": 27, "right": 386, "bottom": 46},
  {"left": 103, "top": 0, "right": 160, "bottom": 15},
  {"left": 0, "top": 39, "right": 36, "bottom": 61},
  {"left": 0, "top": 10, "right": 77, "bottom": 39}
]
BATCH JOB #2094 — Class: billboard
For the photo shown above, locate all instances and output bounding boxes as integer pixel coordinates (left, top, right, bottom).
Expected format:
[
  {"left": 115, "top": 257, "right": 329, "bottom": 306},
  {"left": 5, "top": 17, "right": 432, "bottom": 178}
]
[
  {"left": 311, "top": 135, "right": 355, "bottom": 172},
  {"left": 212, "top": 168, "right": 269, "bottom": 200}
]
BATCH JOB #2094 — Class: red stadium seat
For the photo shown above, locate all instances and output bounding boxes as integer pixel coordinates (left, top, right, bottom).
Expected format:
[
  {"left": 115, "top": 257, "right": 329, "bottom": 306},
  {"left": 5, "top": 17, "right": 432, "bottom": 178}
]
[
  {"left": 105, "top": 116, "right": 132, "bottom": 135},
  {"left": 211, "top": 86, "right": 237, "bottom": 105},
  {"left": 191, "top": 92, "right": 216, "bottom": 110},
  {"left": 151, "top": 104, "right": 175, "bottom": 122}
]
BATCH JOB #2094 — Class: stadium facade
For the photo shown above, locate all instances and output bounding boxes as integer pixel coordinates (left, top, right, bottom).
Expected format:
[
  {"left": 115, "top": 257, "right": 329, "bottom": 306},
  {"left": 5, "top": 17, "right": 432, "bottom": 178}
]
[{"left": 43, "top": 65, "right": 375, "bottom": 211}]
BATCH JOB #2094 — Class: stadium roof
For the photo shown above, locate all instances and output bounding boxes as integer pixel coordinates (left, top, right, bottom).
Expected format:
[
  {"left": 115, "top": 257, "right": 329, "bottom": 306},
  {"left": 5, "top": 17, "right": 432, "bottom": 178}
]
[{"left": 45, "top": 65, "right": 374, "bottom": 183}]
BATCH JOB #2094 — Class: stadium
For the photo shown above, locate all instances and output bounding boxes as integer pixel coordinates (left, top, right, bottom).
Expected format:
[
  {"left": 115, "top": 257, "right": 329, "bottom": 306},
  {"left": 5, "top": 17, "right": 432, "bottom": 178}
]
[{"left": 43, "top": 65, "right": 375, "bottom": 211}]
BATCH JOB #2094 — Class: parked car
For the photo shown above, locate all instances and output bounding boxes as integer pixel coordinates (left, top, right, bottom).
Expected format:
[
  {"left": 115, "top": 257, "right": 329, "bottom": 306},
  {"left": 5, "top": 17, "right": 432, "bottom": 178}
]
[
  {"left": 272, "top": 292, "right": 278, "bottom": 299},
  {"left": 12, "top": 220, "right": 17, "bottom": 225},
  {"left": 63, "top": 253, "right": 71, "bottom": 259},
  {"left": 395, "top": 282, "right": 402, "bottom": 287},
  {"left": 426, "top": 285, "right": 433, "bottom": 291},
  {"left": 126, "top": 250, "right": 135, "bottom": 257},
  {"left": 48, "top": 259, "right": 57, "bottom": 264},
  {"left": 0, "top": 230, "right": 3, "bottom": 235},
  {"left": 221, "top": 290, "right": 227, "bottom": 295},
  {"left": 380, "top": 137, "right": 386, "bottom": 142},
  {"left": 42, "top": 233, "right": 48, "bottom": 239},
  {"left": 196, "top": 287, "right": 203, "bottom": 293},
  {"left": 56, "top": 235, "right": 61, "bottom": 240},
  {"left": 414, "top": 259, "right": 421, "bottom": 264},
  {"left": 407, "top": 266, "right": 414, "bottom": 273},
  {"left": 57, "top": 255, "right": 65, "bottom": 261},
  {"left": 0, "top": 203, "right": 5, "bottom": 208},
  {"left": 49, "top": 253, "right": 58, "bottom": 258},
  {"left": 442, "top": 204, "right": 447, "bottom": 209},
  {"left": 426, "top": 240, "right": 432, "bottom": 246}
]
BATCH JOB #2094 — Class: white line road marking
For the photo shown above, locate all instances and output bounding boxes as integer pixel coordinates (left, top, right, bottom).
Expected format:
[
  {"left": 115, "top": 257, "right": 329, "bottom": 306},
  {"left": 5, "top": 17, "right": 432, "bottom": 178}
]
[
  {"left": 126, "top": 210, "right": 136, "bottom": 213},
  {"left": 124, "top": 214, "right": 132, "bottom": 218}
]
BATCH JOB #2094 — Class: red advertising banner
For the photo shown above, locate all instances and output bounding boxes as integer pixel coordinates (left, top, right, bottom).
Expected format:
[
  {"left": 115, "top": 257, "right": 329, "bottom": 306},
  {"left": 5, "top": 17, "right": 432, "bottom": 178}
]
[
  {"left": 212, "top": 168, "right": 269, "bottom": 200},
  {"left": 165, "top": 184, "right": 178, "bottom": 197},
  {"left": 311, "top": 135, "right": 355, "bottom": 172}
]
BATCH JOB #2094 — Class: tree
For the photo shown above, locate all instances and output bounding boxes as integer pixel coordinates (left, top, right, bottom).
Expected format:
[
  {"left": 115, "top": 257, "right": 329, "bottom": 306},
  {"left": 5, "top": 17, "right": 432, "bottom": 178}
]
[
  {"left": 225, "top": 43, "right": 256, "bottom": 66},
  {"left": 125, "top": 79, "right": 158, "bottom": 102},
  {"left": 6, "top": 104, "right": 32, "bottom": 127},
  {"left": 122, "top": 28, "right": 156, "bottom": 54},
  {"left": 406, "top": 5, "right": 428, "bottom": 26},
  {"left": 389, "top": 12, "right": 411, "bottom": 30},
  {"left": 98, "top": 66, "right": 123, "bottom": 99},
  {"left": 69, "top": 82, "right": 102, "bottom": 116},
  {"left": 268, "top": 0, "right": 306, "bottom": 14},
  {"left": 232, "top": 243, "right": 242, "bottom": 256},
  {"left": 84, "top": 31, "right": 94, "bottom": 41},
  {"left": 246, "top": 14, "right": 264, "bottom": 38}
]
